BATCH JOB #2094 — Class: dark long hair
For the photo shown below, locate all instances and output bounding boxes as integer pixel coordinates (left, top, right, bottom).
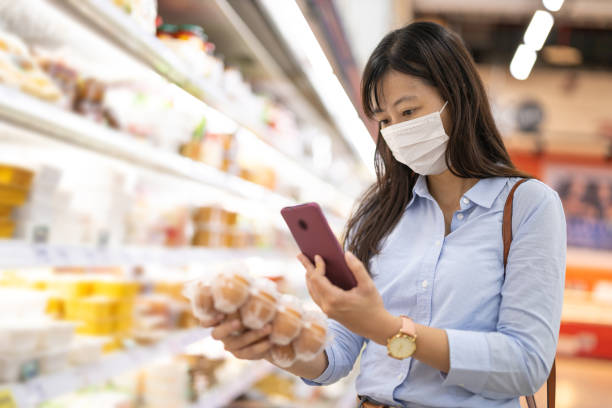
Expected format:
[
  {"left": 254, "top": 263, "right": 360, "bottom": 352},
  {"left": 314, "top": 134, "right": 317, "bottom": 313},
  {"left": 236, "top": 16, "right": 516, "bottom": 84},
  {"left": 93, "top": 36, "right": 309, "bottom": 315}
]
[{"left": 343, "top": 22, "right": 529, "bottom": 269}]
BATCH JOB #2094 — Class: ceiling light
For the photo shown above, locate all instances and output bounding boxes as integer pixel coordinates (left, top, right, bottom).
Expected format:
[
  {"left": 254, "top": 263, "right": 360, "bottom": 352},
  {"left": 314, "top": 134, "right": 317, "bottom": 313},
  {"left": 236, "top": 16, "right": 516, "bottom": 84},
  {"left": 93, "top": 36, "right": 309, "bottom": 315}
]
[
  {"left": 524, "top": 10, "right": 554, "bottom": 51},
  {"left": 543, "top": 0, "right": 564, "bottom": 12},
  {"left": 510, "top": 44, "right": 537, "bottom": 80}
]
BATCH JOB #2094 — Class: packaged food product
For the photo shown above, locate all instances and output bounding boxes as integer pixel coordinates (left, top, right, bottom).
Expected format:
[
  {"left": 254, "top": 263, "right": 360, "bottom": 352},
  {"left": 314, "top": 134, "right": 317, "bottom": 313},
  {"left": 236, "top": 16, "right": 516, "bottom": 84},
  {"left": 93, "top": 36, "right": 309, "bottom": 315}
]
[
  {"left": 0, "top": 205, "right": 12, "bottom": 218},
  {"left": 68, "top": 336, "right": 105, "bottom": 365},
  {"left": 183, "top": 279, "right": 216, "bottom": 322},
  {"left": 38, "top": 348, "right": 68, "bottom": 374},
  {"left": 0, "top": 184, "right": 28, "bottom": 206},
  {"left": 0, "top": 217, "right": 15, "bottom": 238},
  {"left": 239, "top": 278, "right": 278, "bottom": 330},
  {"left": 270, "top": 295, "right": 303, "bottom": 346},
  {"left": 38, "top": 320, "right": 76, "bottom": 352},
  {"left": 269, "top": 343, "right": 297, "bottom": 368},
  {"left": 0, "top": 321, "right": 43, "bottom": 354},
  {"left": 293, "top": 310, "right": 328, "bottom": 361},
  {"left": 0, "top": 354, "right": 38, "bottom": 383},
  {"left": 0, "top": 164, "right": 34, "bottom": 189},
  {"left": 210, "top": 266, "right": 252, "bottom": 314}
]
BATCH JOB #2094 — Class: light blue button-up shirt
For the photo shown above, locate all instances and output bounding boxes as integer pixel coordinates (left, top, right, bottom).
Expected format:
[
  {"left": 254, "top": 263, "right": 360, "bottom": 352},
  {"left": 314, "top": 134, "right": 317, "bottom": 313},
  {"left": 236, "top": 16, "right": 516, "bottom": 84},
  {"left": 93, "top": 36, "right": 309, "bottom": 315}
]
[{"left": 304, "top": 176, "right": 566, "bottom": 408}]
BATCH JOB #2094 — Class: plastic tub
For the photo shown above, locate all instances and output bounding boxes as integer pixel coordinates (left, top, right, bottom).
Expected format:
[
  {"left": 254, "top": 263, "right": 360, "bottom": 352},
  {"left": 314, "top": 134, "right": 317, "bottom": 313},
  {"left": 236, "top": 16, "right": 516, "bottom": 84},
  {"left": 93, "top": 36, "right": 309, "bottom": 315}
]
[
  {"left": 38, "top": 321, "right": 76, "bottom": 352},
  {"left": 0, "top": 322, "right": 43, "bottom": 354},
  {"left": 38, "top": 348, "right": 68, "bottom": 374},
  {"left": 0, "top": 218, "right": 15, "bottom": 238},
  {"left": 0, "top": 354, "right": 39, "bottom": 383},
  {"left": 0, "top": 164, "right": 34, "bottom": 189},
  {"left": 68, "top": 336, "right": 105, "bottom": 365},
  {"left": 0, "top": 184, "right": 28, "bottom": 206}
]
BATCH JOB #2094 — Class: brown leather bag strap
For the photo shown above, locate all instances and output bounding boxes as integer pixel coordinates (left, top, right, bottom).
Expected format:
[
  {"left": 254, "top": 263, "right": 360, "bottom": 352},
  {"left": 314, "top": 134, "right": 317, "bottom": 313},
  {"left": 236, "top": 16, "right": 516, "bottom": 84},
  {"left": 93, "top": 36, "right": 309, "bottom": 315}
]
[{"left": 502, "top": 178, "right": 556, "bottom": 408}]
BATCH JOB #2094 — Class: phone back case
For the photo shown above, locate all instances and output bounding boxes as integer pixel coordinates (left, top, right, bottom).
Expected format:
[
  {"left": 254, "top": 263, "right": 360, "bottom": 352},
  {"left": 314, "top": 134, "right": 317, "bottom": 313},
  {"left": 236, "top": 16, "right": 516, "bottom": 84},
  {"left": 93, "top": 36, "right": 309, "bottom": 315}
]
[{"left": 281, "top": 202, "right": 357, "bottom": 290}]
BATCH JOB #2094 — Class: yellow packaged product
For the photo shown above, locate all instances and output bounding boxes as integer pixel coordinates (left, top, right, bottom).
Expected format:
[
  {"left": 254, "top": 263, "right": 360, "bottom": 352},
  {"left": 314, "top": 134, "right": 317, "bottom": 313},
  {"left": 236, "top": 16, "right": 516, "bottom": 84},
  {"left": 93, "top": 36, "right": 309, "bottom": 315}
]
[
  {"left": 0, "top": 164, "right": 34, "bottom": 189},
  {"left": 0, "top": 183, "right": 28, "bottom": 206},
  {"left": 0, "top": 205, "right": 12, "bottom": 218},
  {"left": 45, "top": 296, "right": 64, "bottom": 318},
  {"left": 103, "top": 337, "right": 123, "bottom": 353},
  {"left": 77, "top": 319, "right": 116, "bottom": 335},
  {"left": 79, "top": 296, "right": 118, "bottom": 321},
  {"left": 52, "top": 279, "right": 93, "bottom": 298},
  {"left": 116, "top": 300, "right": 134, "bottom": 318},
  {"left": 94, "top": 280, "right": 139, "bottom": 298},
  {"left": 0, "top": 218, "right": 15, "bottom": 238}
]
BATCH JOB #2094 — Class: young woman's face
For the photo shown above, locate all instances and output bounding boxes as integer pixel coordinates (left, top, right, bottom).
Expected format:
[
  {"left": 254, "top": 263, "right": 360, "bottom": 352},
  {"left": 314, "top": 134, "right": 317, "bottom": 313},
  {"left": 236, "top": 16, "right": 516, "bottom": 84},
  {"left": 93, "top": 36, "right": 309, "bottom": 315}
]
[{"left": 371, "top": 70, "right": 452, "bottom": 136}]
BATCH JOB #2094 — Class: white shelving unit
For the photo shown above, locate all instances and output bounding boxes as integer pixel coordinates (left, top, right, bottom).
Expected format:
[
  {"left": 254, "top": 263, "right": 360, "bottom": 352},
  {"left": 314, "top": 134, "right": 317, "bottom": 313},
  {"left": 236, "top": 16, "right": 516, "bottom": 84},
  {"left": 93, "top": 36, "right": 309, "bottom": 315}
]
[
  {"left": 52, "top": 0, "right": 358, "bottom": 206},
  {"left": 194, "top": 361, "right": 274, "bottom": 408},
  {"left": 0, "top": 239, "right": 289, "bottom": 268},
  {"left": 4, "top": 328, "right": 211, "bottom": 408}
]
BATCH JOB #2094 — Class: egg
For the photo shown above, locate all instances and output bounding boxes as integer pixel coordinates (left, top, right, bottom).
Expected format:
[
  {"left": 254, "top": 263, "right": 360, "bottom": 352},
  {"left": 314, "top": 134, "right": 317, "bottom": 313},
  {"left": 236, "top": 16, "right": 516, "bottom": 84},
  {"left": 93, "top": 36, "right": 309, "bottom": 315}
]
[
  {"left": 240, "top": 279, "right": 278, "bottom": 330},
  {"left": 211, "top": 270, "right": 251, "bottom": 314},
  {"left": 269, "top": 343, "right": 297, "bottom": 368},
  {"left": 270, "top": 295, "right": 303, "bottom": 345}
]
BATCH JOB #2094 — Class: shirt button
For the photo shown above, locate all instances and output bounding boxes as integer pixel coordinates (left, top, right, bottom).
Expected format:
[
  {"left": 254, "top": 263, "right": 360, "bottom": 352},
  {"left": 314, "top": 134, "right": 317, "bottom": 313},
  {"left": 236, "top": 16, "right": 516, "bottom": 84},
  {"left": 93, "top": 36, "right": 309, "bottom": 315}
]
[
  {"left": 422, "top": 280, "right": 428, "bottom": 288},
  {"left": 462, "top": 198, "right": 470, "bottom": 205},
  {"left": 435, "top": 240, "right": 441, "bottom": 246},
  {"left": 457, "top": 213, "right": 464, "bottom": 220},
  {"left": 397, "top": 373, "right": 403, "bottom": 380}
]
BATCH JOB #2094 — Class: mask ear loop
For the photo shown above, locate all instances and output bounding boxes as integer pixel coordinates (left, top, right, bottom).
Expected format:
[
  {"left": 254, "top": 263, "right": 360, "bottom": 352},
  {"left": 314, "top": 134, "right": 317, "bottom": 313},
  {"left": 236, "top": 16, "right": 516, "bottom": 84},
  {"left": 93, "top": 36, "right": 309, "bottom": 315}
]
[{"left": 439, "top": 101, "right": 449, "bottom": 113}]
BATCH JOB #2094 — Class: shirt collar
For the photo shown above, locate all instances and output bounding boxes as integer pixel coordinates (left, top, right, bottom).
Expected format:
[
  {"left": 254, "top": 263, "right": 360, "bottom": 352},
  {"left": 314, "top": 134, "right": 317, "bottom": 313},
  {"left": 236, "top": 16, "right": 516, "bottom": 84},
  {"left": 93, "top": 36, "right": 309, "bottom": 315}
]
[
  {"left": 464, "top": 177, "right": 509, "bottom": 209},
  {"left": 407, "top": 175, "right": 509, "bottom": 210},
  {"left": 407, "top": 175, "right": 432, "bottom": 208}
]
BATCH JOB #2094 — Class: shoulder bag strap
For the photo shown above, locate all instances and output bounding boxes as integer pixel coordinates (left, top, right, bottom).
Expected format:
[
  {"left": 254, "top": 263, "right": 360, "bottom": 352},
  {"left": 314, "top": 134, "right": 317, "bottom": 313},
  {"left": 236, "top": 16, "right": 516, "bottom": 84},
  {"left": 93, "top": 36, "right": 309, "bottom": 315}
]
[{"left": 502, "top": 178, "right": 556, "bottom": 408}]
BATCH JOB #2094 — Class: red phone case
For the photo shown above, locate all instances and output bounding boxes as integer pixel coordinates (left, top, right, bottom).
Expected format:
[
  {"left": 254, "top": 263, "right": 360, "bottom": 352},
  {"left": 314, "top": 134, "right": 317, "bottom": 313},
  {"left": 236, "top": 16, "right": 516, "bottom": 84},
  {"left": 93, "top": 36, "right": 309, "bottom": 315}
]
[{"left": 281, "top": 202, "right": 357, "bottom": 291}]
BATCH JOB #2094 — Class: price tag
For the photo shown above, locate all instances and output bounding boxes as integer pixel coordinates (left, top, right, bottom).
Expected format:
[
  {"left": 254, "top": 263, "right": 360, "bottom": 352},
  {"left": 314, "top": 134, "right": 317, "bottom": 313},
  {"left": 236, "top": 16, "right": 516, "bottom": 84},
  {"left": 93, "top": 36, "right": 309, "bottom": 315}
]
[{"left": 0, "top": 389, "right": 17, "bottom": 408}]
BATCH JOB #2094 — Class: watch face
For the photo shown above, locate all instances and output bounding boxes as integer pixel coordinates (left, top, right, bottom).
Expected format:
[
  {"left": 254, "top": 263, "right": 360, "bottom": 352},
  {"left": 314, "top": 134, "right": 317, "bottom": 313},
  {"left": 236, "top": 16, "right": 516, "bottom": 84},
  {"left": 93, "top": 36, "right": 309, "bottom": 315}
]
[{"left": 389, "top": 336, "right": 416, "bottom": 359}]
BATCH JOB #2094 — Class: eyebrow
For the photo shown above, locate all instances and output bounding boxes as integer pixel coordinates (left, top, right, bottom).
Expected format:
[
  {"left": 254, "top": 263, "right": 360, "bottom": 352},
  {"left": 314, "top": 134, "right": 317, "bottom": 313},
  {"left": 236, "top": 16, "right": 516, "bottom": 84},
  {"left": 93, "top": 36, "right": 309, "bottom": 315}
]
[{"left": 372, "top": 95, "right": 418, "bottom": 114}]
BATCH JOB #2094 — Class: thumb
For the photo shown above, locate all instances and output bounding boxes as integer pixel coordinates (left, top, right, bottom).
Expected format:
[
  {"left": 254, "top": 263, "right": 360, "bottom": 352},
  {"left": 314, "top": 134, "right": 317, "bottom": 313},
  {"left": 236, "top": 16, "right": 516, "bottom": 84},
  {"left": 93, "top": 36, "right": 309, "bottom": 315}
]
[{"left": 345, "top": 251, "right": 371, "bottom": 286}]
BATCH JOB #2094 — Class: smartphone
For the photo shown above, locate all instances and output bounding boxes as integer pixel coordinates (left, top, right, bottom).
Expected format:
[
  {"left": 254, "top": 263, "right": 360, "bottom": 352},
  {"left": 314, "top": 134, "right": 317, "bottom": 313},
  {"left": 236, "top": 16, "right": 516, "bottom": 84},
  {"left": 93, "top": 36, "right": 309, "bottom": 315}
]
[{"left": 281, "top": 202, "right": 357, "bottom": 290}]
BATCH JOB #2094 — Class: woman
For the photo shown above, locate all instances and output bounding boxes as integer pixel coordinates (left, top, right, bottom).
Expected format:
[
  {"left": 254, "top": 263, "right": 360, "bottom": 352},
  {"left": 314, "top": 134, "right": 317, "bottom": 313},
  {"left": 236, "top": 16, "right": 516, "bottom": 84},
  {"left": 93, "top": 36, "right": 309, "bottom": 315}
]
[{"left": 204, "top": 22, "right": 566, "bottom": 408}]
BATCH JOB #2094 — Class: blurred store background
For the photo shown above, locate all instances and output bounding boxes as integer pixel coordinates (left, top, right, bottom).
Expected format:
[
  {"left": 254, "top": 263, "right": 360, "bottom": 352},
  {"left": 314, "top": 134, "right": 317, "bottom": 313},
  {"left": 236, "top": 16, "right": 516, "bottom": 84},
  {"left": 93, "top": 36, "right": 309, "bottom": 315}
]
[{"left": 0, "top": 0, "right": 610, "bottom": 407}]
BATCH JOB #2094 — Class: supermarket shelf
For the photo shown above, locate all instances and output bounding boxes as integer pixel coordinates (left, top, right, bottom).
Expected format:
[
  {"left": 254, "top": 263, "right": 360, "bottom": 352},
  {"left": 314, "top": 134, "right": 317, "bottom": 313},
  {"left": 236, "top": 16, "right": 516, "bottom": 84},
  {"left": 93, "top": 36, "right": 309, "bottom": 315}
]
[
  {"left": 53, "top": 0, "right": 358, "bottom": 206},
  {"left": 0, "top": 240, "right": 290, "bottom": 268},
  {"left": 194, "top": 360, "right": 274, "bottom": 408},
  {"left": 6, "top": 327, "right": 211, "bottom": 408},
  {"left": 0, "top": 85, "right": 295, "bottom": 209}
]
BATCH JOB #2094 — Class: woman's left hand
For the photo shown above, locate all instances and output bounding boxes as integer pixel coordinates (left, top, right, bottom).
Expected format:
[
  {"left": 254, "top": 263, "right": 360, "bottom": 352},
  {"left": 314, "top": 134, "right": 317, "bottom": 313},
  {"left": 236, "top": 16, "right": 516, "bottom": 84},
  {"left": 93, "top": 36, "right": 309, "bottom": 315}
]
[{"left": 297, "top": 251, "right": 396, "bottom": 344}]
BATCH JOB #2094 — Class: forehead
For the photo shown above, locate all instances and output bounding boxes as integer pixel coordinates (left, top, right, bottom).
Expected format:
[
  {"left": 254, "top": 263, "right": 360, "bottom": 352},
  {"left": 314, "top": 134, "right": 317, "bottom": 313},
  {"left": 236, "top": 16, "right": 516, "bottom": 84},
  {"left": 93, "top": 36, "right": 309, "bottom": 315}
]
[{"left": 371, "top": 71, "right": 428, "bottom": 112}]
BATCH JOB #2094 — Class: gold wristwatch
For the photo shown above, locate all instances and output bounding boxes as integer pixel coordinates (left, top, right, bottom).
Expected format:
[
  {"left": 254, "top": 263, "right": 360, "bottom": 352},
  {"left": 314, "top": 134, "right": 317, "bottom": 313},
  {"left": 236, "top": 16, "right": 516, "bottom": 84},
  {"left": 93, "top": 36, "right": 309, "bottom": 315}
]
[{"left": 387, "top": 315, "right": 417, "bottom": 360}]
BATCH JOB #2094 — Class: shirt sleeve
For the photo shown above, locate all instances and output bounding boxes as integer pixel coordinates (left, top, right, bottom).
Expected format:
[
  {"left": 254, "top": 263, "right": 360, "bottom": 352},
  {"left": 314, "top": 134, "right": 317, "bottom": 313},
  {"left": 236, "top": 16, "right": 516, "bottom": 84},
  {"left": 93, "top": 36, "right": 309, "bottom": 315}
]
[
  {"left": 302, "top": 318, "right": 365, "bottom": 386},
  {"left": 441, "top": 180, "right": 566, "bottom": 398}
]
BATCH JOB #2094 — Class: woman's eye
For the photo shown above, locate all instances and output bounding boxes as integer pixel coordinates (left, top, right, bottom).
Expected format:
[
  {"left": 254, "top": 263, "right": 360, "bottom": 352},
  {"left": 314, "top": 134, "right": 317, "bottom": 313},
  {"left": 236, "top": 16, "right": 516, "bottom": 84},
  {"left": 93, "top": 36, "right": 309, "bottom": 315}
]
[
  {"left": 402, "top": 109, "right": 414, "bottom": 116},
  {"left": 379, "top": 119, "right": 389, "bottom": 127}
]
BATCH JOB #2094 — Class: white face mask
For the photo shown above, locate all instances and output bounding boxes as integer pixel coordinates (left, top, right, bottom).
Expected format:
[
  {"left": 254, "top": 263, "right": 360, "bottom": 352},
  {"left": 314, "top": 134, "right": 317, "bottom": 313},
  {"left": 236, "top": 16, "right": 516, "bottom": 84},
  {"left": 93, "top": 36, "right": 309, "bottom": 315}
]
[{"left": 380, "top": 101, "right": 449, "bottom": 175}]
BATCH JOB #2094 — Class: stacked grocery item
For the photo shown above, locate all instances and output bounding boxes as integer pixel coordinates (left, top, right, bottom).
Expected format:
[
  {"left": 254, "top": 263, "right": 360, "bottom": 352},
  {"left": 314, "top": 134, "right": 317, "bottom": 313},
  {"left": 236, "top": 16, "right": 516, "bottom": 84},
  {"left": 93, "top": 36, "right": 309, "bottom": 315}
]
[
  {"left": 54, "top": 277, "right": 139, "bottom": 343},
  {"left": 184, "top": 263, "right": 329, "bottom": 368},
  {"left": 0, "top": 163, "right": 34, "bottom": 239},
  {"left": 0, "top": 288, "right": 76, "bottom": 383},
  {"left": 0, "top": 32, "right": 62, "bottom": 101}
]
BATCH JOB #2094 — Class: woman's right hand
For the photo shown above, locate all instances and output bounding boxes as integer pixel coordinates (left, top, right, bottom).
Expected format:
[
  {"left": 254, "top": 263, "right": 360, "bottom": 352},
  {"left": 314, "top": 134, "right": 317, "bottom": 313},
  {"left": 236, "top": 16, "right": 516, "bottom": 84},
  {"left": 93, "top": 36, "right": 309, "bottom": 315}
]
[{"left": 208, "top": 318, "right": 273, "bottom": 361}]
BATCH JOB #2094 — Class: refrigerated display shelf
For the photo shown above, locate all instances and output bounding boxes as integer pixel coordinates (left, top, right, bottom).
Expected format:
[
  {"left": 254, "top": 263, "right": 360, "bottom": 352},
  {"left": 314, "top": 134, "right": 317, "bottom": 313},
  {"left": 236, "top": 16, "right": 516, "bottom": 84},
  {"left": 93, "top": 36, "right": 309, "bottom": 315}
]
[
  {"left": 50, "top": 0, "right": 358, "bottom": 204},
  {"left": 194, "top": 360, "right": 274, "bottom": 408},
  {"left": 3, "top": 327, "right": 210, "bottom": 408},
  {"left": 0, "top": 85, "right": 294, "bottom": 207},
  {"left": 0, "top": 240, "right": 290, "bottom": 268}
]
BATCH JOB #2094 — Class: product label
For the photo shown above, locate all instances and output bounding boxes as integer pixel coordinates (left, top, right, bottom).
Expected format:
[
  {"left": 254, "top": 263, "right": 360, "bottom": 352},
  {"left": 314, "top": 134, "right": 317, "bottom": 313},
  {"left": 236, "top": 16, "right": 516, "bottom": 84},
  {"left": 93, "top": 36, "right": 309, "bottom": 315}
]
[{"left": 0, "top": 390, "right": 16, "bottom": 408}]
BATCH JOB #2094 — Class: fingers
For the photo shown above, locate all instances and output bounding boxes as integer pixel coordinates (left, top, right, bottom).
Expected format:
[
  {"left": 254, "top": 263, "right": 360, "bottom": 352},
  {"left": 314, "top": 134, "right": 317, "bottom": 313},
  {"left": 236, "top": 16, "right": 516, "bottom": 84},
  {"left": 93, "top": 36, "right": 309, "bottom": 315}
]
[
  {"left": 232, "top": 338, "right": 272, "bottom": 360},
  {"left": 211, "top": 319, "right": 243, "bottom": 340},
  {"left": 199, "top": 312, "right": 226, "bottom": 328},
  {"left": 297, "top": 253, "right": 315, "bottom": 274},
  {"left": 345, "top": 251, "right": 372, "bottom": 287},
  {"left": 224, "top": 324, "right": 272, "bottom": 351}
]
